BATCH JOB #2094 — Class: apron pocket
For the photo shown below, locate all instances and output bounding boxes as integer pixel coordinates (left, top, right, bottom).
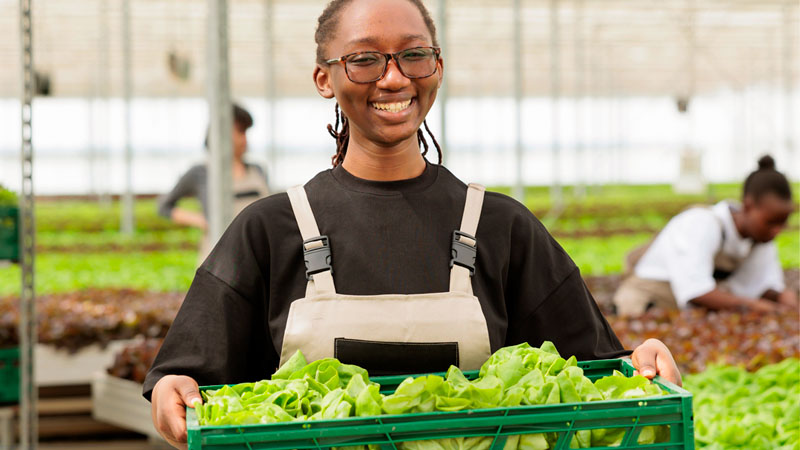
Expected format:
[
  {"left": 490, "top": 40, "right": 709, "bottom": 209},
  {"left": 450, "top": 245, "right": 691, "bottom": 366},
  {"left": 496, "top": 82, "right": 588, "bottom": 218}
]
[{"left": 334, "top": 338, "right": 459, "bottom": 376}]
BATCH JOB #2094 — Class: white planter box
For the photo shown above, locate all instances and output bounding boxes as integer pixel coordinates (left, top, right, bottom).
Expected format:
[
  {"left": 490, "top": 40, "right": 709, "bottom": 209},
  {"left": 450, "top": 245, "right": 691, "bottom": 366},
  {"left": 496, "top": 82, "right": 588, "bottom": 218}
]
[
  {"left": 91, "top": 371, "right": 162, "bottom": 440},
  {"left": 37, "top": 340, "right": 135, "bottom": 386}
]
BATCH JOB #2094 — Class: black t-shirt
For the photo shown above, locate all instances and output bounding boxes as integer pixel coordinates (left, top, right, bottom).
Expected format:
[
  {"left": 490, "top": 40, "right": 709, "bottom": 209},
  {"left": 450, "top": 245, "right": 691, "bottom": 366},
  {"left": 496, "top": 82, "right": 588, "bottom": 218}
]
[{"left": 143, "top": 162, "right": 627, "bottom": 399}]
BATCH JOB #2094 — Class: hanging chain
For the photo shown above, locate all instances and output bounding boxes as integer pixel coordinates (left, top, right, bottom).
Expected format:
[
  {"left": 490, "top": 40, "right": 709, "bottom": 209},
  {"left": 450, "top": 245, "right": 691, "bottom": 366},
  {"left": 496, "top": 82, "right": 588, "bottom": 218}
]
[{"left": 19, "top": 0, "right": 38, "bottom": 447}]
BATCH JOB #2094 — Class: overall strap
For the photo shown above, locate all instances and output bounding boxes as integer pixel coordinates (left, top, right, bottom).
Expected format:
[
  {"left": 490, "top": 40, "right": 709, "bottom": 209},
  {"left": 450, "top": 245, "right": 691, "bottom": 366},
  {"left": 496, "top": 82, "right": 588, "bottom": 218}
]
[
  {"left": 709, "top": 205, "right": 749, "bottom": 279},
  {"left": 449, "top": 183, "right": 486, "bottom": 294},
  {"left": 287, "top": 186, "right": 336, "bottom": 296}
]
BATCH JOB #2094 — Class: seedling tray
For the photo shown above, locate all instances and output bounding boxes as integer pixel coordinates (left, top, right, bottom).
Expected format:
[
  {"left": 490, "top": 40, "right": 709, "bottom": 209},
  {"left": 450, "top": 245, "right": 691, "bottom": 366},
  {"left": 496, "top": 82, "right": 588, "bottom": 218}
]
[{"left": 187, "top": 358, "right": 693, "bottom": 450}]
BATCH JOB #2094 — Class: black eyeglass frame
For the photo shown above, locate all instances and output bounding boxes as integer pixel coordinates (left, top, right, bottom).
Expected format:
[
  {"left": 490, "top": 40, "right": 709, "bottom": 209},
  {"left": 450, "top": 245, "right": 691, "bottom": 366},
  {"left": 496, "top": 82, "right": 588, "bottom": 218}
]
[{"left": 325, "top": 46, "right": 441, "bottom": 84}]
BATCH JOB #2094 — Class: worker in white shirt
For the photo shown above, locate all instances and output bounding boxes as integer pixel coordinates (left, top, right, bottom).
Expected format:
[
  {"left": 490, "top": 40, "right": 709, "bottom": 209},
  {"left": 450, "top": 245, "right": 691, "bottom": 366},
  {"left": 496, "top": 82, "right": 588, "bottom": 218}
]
[{"left": 613, "top": 155, "right": 797, "bottom": 316}]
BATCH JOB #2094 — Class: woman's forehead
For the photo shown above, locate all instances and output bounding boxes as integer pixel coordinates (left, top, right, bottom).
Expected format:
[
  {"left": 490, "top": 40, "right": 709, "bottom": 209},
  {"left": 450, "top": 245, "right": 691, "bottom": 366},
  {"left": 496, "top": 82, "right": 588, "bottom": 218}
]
[{"left": 334, "top": 0, "right": 432, "bottom": 48}]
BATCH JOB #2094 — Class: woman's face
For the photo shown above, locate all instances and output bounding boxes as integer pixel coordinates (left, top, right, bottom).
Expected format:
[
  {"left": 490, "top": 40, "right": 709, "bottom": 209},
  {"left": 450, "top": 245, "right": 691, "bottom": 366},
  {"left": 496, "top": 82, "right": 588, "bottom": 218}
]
[
  {"left": 313, "top": 0, "right": 443, "bottom": 149},
  {"left": 742, "top": 193, "right": 794, "bottom": 243},
  {"left": 232, "top": 123, "right": 248, "bottom": 160}
]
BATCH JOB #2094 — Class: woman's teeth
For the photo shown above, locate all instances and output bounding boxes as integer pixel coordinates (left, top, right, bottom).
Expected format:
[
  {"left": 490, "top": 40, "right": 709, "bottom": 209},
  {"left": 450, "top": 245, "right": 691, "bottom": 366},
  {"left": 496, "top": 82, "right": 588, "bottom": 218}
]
[{"left": 371, "top": 99, "right": 412, "bottom": 113}]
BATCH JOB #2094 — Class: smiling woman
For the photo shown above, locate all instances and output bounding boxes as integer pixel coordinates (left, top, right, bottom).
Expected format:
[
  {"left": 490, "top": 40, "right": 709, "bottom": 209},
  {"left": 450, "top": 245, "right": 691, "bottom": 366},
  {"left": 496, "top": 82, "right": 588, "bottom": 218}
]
[
  {"left": 143, "top": 1, "right": 681, "bottom": 448},
  {"left": 313, "top": 0, "right": 444, "bottom": 176}
]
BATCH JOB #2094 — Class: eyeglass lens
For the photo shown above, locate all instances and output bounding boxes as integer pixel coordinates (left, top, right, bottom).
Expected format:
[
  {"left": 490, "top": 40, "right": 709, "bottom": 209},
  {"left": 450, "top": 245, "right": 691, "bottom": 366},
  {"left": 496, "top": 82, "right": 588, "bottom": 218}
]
[{"left": 344, "top": 48, "right": 437, "bottom": 83}]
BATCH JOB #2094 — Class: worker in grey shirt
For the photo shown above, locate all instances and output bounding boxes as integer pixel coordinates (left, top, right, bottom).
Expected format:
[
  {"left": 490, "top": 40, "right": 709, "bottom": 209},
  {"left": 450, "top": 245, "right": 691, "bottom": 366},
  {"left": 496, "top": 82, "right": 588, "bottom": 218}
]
[{"left": 158, "top": 103, "right": 270, "bottom": 264}]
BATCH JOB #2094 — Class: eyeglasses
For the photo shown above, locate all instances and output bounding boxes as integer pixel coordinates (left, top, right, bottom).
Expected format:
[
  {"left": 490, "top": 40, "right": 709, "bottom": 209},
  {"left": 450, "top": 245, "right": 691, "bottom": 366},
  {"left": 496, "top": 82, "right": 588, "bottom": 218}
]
[{"left": 325, "top": 46, "right": 441, "bottom": 84}]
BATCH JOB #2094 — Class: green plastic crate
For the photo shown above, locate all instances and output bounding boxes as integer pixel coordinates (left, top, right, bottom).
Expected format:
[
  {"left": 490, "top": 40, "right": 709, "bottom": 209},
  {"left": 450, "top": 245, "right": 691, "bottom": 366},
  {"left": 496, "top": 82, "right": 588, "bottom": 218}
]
[
  {"left": 0, "top": 347, "right": 20, "bottom": 404},
  {"left": 0, "top": 206, "right": 19, "bottom": 262},
  {"left": 186, "top": 359, "right": 694, "bottom": 450}
]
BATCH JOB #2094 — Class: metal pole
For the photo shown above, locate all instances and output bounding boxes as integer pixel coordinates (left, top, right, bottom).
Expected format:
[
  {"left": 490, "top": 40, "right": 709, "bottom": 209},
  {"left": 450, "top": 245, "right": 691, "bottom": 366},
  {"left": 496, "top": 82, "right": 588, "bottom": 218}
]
[
  {"left": 437, "top": 0, "right": 448, "bottom": 164},
  {"left": 90, "top": 0, "right": 108, "bottom": 203},
  {"left": 121, "top": 0, "right": 134, "bottom": 233},
  {"left": 608, "top": 68, "right": 615, "bottom": 184},
  {"left": 744, "top": 54, "right": 753, "bottom": 169},
  {"left": 549, "top": 0, "right": 562, "bottom": 206},
  {"left": 88, "top": 98, "right": 96, "bottom": 197},
  {"left": 769, "top": 29, "right": 778, "bottom": 153},
  {"left": 512, "top": 0, "right": 524, "bottom": 202},
  {"left": 573, "top": 0, "right": 585, "bottom": 198},
  {"left": 207, "top": 0, "right": 233, "bottom": 244},
  {"left": 263, "top": 0, "right": 276, "bottom": 186},
  {"left": 783, "top": 2, "right": 796, "bottom": 160},
  {"left": 588, "top": 25, "right": 599, "bottom": 192},
  {"left": 686, "top": 0, "right": 696, "bottom": 159},
  {"left": 736, "top": 88, "right": 747, "bottom": 176},
  {"left": 99, "top": 0, "right": 112, "bottom": 206},
  {"left": 19, "top": 0, "right": 38, "bottom": 447}
]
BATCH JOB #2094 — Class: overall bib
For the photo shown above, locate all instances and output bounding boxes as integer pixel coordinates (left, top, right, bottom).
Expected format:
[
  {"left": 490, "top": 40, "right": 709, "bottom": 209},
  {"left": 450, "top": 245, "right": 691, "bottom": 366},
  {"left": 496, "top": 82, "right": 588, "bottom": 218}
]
[
  {"left": 199, "top": 166, "right": 270, "bottom": 263},
  {"left": 613, "top": 207, "right": 749, "bottom": 316},
  {"left": 279, "top": 183, "right": 493, "bottom": 375}
]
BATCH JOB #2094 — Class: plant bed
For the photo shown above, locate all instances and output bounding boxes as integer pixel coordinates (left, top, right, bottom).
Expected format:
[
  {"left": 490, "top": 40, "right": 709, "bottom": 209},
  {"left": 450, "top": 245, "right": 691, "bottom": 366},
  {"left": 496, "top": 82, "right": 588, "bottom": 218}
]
[
  {"left": 91, "top": 371, "right": 163, "bottom": 439},
  {"left": 36, "top": 339, "right": 137, "bottom": 386},
  {"left": 608, "top": 307, "right": 800, "bottom": 374},
  {"left": 0, "top": 253, "right": 196, "bottom": 296},
  {"left": 92, "top": 338, "right": 166, "bottom": 441},
  {"left": 684, "top": 358, "right": 799, "bottom": 449},
  {"left": 0, "top": 289, "right": 183, "bottom": 352},
  {"left": 106, "top": 337, "right": 162, "bottom": 384}
]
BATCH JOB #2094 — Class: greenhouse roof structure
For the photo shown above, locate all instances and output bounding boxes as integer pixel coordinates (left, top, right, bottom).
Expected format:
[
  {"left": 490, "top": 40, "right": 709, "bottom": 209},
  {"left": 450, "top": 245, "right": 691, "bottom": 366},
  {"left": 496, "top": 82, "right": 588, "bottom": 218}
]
[{"left": 1, "top": 0, "right": 797, "bottom": 99}]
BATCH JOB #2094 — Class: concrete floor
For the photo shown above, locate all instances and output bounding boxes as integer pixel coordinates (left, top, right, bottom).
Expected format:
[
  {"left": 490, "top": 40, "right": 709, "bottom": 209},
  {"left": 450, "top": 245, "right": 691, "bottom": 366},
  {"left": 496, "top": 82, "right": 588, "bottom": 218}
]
[
  {"left": 39, "top": 439, "right": 166, "bottom": 449},
  {"left": 38, "top": 436, "right": 172, "bottom": 449}
]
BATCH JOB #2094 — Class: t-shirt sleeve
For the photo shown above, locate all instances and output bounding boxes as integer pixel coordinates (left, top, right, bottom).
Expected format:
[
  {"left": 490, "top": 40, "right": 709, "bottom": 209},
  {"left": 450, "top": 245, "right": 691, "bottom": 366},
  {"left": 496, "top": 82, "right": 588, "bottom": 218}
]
[
  {"left": 143, "top": 208, "right": 277, "bottom": 401},
  {"left": 658, "top": 211, "right": 722, "bottom": 305},
  {"left": 723, "top": 243, "right": 785, "bottom": 298},
  {"left": 503, "top": 208, "right": 629, "bottom": 360},
  {"left": 157, "top": 166, "right": 202, "bottom": 219}
]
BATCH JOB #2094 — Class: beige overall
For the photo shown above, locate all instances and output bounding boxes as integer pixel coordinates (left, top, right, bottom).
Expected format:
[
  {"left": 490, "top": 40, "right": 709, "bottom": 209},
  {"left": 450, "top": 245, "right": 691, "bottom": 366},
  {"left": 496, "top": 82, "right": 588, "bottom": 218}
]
[
  {"left": 279, "top": 183, "right": 493, "bottom": 371},
  {"left": 613, "top": 208, "right": 749, "bottom": 316},
  {"left": 198, "top": 166, "right": 270, "bottom": 263}
]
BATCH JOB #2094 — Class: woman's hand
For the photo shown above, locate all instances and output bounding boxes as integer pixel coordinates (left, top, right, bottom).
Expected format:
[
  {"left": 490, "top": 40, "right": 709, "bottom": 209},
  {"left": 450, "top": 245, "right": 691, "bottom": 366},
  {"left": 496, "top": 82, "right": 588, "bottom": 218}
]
[
  {"left": 631, "top": 338, "right": 682, "bottom": 387},
  {"left": 777, "top": 290, "right": 799, "bottom": 309},
  {"left": 170, "top": 207, "right": 208, "bottom": 231},
  {"left": 151, "top": 375, "right": 203, "bottom": 449}
]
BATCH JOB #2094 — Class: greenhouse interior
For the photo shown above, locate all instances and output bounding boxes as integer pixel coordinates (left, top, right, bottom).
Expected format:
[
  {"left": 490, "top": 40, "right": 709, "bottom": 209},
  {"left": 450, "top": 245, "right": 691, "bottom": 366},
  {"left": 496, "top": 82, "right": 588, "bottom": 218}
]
[{"left": 0, "top": 0, "right": 798, "bottom": 448}]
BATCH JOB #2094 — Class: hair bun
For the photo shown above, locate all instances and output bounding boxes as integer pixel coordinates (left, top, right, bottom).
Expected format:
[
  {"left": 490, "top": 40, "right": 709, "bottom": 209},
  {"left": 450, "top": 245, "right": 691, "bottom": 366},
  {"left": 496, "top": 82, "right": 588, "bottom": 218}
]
[{"left": 757, "top": 155, "right": 776, "bottom": 171}]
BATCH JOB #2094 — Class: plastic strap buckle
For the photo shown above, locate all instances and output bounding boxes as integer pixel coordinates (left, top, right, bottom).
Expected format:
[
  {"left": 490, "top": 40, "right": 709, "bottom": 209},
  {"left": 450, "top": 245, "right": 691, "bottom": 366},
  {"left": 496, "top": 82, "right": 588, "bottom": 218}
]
[
  {"left": 450, "top": 230, "right": 477, "bottom": 276},
  {"left": 303, "top": 235, "right": 333, "bottom": 280}
]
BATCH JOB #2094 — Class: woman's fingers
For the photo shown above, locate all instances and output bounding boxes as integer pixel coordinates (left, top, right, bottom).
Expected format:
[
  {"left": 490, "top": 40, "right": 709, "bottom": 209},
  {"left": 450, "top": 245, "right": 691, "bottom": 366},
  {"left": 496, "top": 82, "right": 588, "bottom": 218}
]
[
  {"left": 654, "top": 349, "right": 682, "bottom": 386},
  {"left": 152, "top": 375, "right": 202, "bottom": 449},
  {"left": 632, "top": 338, "right": 682, "bottom": 387}
]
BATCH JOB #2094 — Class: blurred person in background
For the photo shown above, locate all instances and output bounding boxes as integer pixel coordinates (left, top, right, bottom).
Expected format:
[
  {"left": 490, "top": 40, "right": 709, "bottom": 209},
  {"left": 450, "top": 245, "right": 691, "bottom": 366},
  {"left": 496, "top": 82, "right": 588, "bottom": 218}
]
[
  {"left": 613, "top": 155, "right": 798, "bottom": 316},
  {"left": 157, "top": 103, "right": 270, "bottom": 263}
]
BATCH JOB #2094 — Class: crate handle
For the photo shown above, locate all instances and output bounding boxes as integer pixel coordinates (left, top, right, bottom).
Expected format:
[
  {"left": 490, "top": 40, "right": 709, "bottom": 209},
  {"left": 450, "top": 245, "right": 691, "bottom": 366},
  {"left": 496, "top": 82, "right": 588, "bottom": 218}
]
[
  {"left": 487, "top": 409, "right": 510, "bottom": 450},
  {"left": 619, "top": 414, "right": 642, "bottom": 447},
  {"left": 236, "top": 428, "right": 254, "bottom": 450}
]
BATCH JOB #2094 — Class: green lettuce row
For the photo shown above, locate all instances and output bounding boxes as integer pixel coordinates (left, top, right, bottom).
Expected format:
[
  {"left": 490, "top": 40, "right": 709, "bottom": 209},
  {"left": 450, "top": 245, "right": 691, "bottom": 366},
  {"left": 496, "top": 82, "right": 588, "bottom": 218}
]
[
  {"left": 684, "top": 358, "right": 800, "bottom": 450},
  {"left": 0, "top": 184, "right": 17, "bottom": 206},
  {"left": 197, "top": 342, "right": 668, "bottom": 449}
]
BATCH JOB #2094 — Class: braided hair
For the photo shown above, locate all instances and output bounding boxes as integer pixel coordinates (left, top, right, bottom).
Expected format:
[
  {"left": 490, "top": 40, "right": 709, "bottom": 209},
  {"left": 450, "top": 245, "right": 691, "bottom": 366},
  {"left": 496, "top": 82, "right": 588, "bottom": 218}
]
[
  {"left": 743, "top": 155, "right": 792, "bottom": 202},
  {"left": 327, "top": 105, "right": 442, "bottom": 167},
  {"left": 316, "top": 0, "right": 443, "bottom": 167}
]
